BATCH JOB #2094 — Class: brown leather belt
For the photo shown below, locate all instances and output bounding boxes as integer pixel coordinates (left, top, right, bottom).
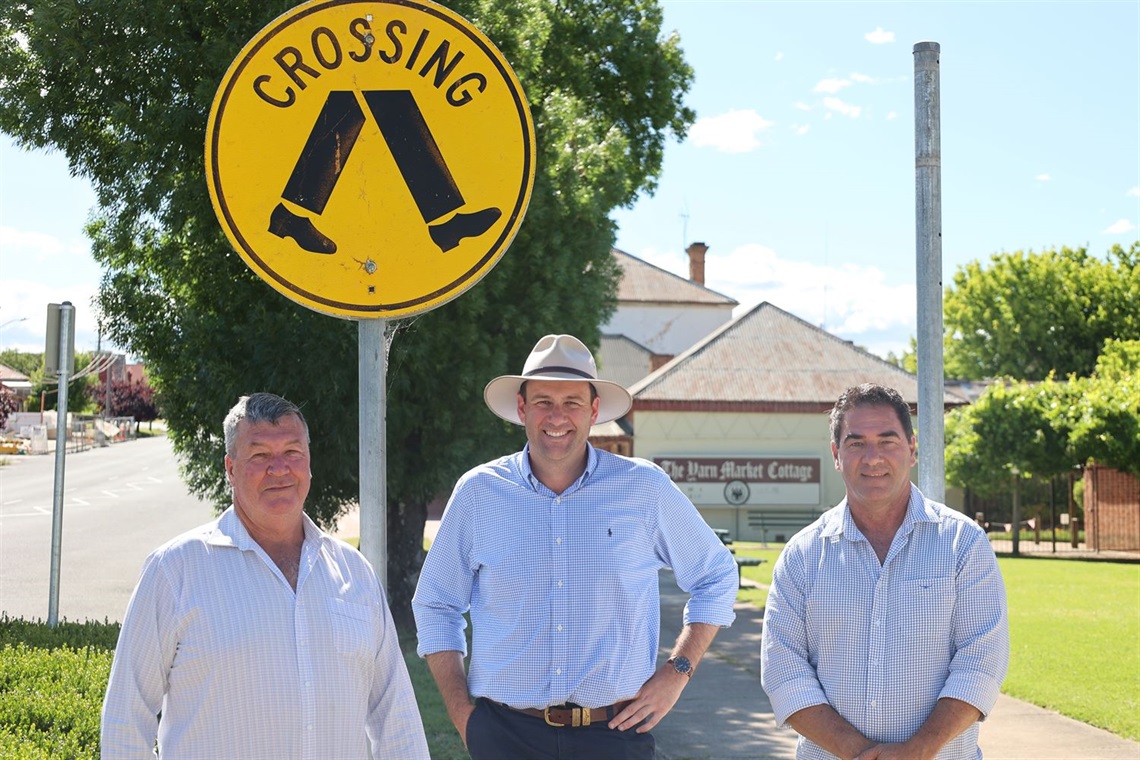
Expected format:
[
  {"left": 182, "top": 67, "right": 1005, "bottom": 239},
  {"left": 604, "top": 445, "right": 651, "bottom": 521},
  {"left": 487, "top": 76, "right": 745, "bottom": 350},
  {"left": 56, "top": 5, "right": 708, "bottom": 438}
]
[{"left": 494, "top": 700, "right": 633, "bottom": 728}]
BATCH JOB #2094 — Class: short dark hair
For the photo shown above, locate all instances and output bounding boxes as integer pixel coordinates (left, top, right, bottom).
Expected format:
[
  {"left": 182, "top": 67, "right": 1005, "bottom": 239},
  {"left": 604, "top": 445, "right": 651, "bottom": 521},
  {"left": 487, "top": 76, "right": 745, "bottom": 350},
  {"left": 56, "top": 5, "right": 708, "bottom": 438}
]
[
  {"left": 223, "top": 393, "right": 309, "bottom": 456},
  {"left": 518, "top": 380, "right": 598, "bottom": 403},
  {"left": 829, "top": 384, "right": 914, "bottom": 448}
]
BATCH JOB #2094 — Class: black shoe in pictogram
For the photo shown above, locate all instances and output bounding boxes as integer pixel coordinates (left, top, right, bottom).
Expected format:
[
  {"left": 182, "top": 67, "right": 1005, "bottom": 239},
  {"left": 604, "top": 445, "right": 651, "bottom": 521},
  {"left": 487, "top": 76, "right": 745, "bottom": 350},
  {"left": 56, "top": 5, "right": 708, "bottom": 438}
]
[
  {"left": 268, "top": 203, "right": 337, "bottom": 254},
  {"left": 428, "top": 207, "right": 502, "bottom": 253}
]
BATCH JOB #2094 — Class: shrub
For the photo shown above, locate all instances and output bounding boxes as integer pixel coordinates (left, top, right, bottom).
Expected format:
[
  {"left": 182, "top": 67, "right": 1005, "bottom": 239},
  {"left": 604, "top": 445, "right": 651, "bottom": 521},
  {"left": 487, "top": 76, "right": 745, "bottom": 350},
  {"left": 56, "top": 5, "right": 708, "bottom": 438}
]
[{"left": 0, "top": 617, "right": 120, "bottom": 759}]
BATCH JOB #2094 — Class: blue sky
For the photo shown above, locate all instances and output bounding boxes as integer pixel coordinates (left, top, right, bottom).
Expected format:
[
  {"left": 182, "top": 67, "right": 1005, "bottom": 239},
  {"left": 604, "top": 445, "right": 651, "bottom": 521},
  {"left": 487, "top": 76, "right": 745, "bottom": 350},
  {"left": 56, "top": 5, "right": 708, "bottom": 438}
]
[{"left": 2, "top": 0, "right": 1138, "bottom": 360}]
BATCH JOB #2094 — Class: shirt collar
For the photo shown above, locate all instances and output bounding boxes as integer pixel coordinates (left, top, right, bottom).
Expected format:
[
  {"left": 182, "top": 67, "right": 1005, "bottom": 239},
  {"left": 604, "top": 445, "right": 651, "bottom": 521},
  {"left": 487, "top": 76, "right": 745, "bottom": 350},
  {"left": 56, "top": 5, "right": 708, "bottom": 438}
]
[
  {"left": 822, "top": 483, "right": 935, "bottom": 541},
  {"left": 206, "top": 505, "right": 322, "bottom": 549},
  {"left": 517, "top": 443, "right": 598, "bottom": 494}
]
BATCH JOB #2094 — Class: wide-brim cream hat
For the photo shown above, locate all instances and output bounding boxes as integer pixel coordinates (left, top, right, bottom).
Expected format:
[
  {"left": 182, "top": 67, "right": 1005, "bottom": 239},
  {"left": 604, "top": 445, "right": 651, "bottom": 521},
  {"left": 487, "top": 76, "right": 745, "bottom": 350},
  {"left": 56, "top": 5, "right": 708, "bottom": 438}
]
[{"left": 484, "top": 334, "right": 633, "bottom": 425}]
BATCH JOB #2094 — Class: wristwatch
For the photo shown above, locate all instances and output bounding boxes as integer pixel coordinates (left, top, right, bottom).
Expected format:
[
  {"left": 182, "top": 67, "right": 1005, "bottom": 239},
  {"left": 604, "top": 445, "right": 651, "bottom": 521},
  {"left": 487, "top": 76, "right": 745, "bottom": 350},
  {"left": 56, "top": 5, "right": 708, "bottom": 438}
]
[{"left": 666, "top": 655, "right": 693, "bottom": 678}]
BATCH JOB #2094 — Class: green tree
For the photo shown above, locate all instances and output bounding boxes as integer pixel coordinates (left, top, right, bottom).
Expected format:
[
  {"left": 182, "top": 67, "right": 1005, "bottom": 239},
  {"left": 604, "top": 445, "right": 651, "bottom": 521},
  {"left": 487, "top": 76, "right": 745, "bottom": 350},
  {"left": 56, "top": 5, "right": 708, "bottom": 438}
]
[
  {"left": 943, "top": 244, "right": 1140, "bottom": 380},
  {"left": 1, "top": 0, "right": 694, "bottom": 624},
  {"left": 0, "top": 350, "right": 42, "bottom": 378},
  {"left": 1069, "top": 340, "right": 1140, "bottom": 477}
]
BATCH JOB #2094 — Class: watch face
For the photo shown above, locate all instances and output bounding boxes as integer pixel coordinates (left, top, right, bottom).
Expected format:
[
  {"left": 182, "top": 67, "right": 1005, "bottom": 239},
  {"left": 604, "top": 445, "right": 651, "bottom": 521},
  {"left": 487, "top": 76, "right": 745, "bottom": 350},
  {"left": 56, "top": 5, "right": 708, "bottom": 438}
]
[{"left": 672, "top": 656, "right": 692, "bottom": 675}]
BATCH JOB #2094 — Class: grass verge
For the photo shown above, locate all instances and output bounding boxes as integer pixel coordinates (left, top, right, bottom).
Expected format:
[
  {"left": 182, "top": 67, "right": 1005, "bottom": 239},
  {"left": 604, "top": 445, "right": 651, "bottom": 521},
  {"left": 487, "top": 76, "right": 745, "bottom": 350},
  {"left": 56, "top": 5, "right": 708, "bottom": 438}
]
[{"left": 997, "top": 555, "right": 1140, "bottom": 741}]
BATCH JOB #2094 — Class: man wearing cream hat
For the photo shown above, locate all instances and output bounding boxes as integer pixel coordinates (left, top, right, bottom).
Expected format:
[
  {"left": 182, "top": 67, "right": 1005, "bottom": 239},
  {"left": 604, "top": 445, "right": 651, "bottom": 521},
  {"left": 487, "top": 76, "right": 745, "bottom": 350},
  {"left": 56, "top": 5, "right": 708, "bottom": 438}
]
[{"left": 414, "top": 334, "right": 738, "bottom": 759}]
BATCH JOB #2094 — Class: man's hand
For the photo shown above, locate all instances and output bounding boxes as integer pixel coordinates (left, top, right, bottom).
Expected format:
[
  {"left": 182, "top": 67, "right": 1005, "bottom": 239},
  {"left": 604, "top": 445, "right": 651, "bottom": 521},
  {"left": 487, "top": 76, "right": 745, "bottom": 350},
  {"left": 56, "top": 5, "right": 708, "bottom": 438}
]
[
  {"left": 608, "top": 664, "right": 688, "bottom": 733},
  {"left": 424, "top": 651, "right": 476, "bottom": 747},
  {"left": 854, "top": 743, "right": 931, "bottom": 760}
]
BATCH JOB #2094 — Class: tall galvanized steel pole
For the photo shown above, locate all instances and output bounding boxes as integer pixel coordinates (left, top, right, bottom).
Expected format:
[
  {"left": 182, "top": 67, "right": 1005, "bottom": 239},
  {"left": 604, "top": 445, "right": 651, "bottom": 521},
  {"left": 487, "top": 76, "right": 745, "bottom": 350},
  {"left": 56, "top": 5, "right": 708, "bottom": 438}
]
[
  {"left": 48, "top": 302, "right": 75, "bottom": 627},
  {"left": 914, "top": 41, "right": 945, "bottom": 502},
  {"left": 359, "top": 319, "right": 388, "bottom": 590}
]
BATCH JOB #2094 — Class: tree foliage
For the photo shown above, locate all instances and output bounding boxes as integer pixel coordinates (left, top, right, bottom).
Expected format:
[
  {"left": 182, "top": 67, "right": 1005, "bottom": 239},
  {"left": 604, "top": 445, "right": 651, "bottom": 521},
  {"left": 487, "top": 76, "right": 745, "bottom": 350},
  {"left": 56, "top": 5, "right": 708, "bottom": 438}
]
[
  {"left": 943, "top": 243, "right": 1139, "bottom": 381},
  {"left": 946, "top": 339, "right": 1140, "bottom": 494},
  {"left": 90, "top": 378, "right": 160, "bottom": 427},
  {"left": 0, "top": 350, "right": 42, "bottom": 378},
  {"left": 1, "top": 0, "right": 694, "bottom": 623}
]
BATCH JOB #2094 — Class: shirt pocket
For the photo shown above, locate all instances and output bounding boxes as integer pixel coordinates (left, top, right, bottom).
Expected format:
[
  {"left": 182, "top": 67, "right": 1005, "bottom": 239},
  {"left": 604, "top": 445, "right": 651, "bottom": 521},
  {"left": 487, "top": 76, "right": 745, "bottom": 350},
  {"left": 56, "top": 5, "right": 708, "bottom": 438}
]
[
  {"left": 895, "top": 577, "right": 954, "bottom": 656},
  {"left": 326, "top": 597, "right": 376, "bottom": 657}
]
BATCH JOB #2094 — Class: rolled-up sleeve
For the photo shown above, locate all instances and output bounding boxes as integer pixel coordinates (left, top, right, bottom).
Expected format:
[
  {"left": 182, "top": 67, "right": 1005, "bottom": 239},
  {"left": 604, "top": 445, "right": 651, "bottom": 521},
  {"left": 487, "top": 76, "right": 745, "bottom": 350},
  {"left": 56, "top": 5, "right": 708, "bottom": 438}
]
[
  {"left": 655, "top": 476, "right": 737, "bottom": 628},
  {"left": 760, "top": 546, "right": 830, "bottom": 725},
  {"left": 940, "top": 527, "right": 1009, "bottom": 717},
  {"left": 412, "top": 481, "right": 475, "bottom": 657}
]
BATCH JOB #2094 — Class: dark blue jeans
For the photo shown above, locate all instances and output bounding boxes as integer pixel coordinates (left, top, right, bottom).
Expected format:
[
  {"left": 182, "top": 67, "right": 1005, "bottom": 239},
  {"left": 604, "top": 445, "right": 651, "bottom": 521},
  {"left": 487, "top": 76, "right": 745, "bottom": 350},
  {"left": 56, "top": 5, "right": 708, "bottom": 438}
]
[{"left": 466, "top": 699, "right": 656, "bottom": 760}]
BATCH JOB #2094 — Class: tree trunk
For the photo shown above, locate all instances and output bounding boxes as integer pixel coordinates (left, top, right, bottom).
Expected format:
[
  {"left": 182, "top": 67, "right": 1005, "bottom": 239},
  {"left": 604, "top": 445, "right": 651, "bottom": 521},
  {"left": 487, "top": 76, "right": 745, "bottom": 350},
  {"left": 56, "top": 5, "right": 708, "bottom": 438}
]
[{"left": 387, "top": 499, "right": 427, "bottom": 633}]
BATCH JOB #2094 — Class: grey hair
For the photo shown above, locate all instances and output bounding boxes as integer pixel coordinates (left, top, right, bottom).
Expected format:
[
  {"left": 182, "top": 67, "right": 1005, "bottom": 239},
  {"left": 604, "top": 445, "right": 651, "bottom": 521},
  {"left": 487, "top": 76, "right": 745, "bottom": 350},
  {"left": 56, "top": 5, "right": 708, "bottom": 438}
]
[
  {"left": 223, "top": 393, "right": 309, "bottom": 456},
  {"left": 829, "top": 383, "right": 914, "bottom": 449}
]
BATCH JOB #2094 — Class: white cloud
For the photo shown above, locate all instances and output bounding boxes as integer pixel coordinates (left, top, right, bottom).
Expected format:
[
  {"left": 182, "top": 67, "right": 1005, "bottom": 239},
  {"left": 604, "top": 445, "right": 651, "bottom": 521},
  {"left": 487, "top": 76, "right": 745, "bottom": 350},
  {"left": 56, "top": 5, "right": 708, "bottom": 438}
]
[
  {"left": 0, "top": 278, "right": 106, "bottom": 352},
  {"left": 708, "top": 244, "right": 916, "bottom": 356},
  {"left": 793, "top": 123, "right": 811, "bottom": 136},
  {"left": 0, "top": 225, "right": 87, "bottom": 261},
  {"left": 622, "top": 244, "right": 916, "bottom": 359},
  {"left": 865, "top": 27, "right": 895, "bottom": 44},
  {"left": 814, "top": 78, "right": 851, "bottom": 94},
  {"left": 886, "top": 111, "right": 898, "bottom": 121},
  {"left": 1103, "top": 219, "right": 1136, "bottom": 234},
  {"left": 1127, "top": 186, "right": 1140, "bottom": 197},
  {"left": 822, "top": 97, "right": 862, "bottom": 119},
  {"left": 689, "top": 109, "right": 774, "bottom": 153},
  {"left": 1035, "top": 174, "right": 1051, "bottom": 182},
  {"left": 793, "top": 101, "right": 812, "bottom": 111},
  {"left": 774, "top": 51, "right": 784, "bottom": 62},
  {"left": 849, "top": 72, "right": 875, "bottom": 84}
]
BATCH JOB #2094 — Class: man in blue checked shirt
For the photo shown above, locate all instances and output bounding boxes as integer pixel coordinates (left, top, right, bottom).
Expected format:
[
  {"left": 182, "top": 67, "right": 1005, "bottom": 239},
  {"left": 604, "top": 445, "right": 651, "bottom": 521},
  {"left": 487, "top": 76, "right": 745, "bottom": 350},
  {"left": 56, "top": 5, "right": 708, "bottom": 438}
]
[
  {"left": 761, "top": 383, "right": 1009, "bottom": 760},
  {"left": 413, "top": 334, "right": 738, "bottom": 759}
]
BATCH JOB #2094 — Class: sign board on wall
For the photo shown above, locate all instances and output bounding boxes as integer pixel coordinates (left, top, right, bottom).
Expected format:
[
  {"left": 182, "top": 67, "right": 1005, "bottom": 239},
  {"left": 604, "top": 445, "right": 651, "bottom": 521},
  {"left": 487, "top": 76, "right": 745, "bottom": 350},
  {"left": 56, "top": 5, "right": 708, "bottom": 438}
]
[{"left": 654, "top": 456, "right": 822, "bottom": 507}]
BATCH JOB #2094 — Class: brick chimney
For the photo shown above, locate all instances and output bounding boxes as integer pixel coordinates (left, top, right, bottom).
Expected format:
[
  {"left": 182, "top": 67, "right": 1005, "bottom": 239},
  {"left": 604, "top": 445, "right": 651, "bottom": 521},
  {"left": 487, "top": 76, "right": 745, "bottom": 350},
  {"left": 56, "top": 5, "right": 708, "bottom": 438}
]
[{"left": 686, "top": 241, "right": 708, "bottom": 286}]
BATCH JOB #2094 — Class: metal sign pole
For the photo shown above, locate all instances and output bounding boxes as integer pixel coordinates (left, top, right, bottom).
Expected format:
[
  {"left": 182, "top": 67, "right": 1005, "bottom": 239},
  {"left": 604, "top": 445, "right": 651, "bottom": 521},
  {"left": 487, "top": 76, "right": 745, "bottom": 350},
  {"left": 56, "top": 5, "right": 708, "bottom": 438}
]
[
  {"left": 358, "top": 319, "right": 387, "bottom": 590},
  {"left": 914, "top": 41, "right": 945, "bottom": 502},
  {"left": 48, "top": 302, "right": 75, "bottom": 628}
]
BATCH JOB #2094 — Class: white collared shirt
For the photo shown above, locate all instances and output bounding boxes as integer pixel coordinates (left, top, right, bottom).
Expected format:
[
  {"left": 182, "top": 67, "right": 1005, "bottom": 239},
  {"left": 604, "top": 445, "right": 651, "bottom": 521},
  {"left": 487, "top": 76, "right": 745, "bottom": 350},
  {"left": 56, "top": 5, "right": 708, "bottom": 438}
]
[
  {"left": 101, "top": 507, "right": 428, "bottom": 759},
  {"left": 761, "top": 485, "right": 1009, "bottom": 759}
]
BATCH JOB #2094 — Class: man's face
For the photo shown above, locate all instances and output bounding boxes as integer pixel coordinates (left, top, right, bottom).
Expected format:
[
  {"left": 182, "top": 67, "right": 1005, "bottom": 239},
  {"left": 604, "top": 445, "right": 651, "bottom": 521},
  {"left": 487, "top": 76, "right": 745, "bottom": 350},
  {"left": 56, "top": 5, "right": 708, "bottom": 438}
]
[
  {"left": 831, "top": 404, "right": 916, "bottom": 513},
  {"left": 225, "top": 414, "right": 312, "bottom": 528},
  {"left": 517, "top": 379, "right": 599, "bottom": 471}
]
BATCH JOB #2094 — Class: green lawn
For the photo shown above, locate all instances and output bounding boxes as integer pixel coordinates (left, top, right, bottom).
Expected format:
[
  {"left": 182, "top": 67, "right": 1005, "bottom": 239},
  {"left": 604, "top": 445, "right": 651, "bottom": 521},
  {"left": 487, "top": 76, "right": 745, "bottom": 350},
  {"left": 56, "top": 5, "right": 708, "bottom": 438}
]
[
  {"left": 732, "top": 543, "right": 1140, "bottom": 742},
  {"left": 997, "top": 556, "right": 1140, "bottom": 740}
]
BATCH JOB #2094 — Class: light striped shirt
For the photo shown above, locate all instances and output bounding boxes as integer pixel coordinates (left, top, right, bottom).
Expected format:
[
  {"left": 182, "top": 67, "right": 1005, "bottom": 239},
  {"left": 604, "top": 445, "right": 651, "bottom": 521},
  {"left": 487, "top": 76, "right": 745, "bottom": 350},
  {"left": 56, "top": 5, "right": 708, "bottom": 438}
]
[
  {"left": 101, "top": 507, "right": 428, "bottom": 759},
  {"left": 761, "top": 485, "right": 1009, "bottom": 760},
  {"left": 413, "top": 444, "right": 738, "bottom": 709}
]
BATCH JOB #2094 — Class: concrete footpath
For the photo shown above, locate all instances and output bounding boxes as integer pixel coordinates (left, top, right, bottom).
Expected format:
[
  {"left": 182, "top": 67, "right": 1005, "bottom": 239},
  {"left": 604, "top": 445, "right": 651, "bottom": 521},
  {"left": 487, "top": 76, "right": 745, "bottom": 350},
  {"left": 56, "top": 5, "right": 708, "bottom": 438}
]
[{"left": 652, "top": 572, "right": 1140, "bottom": 760}]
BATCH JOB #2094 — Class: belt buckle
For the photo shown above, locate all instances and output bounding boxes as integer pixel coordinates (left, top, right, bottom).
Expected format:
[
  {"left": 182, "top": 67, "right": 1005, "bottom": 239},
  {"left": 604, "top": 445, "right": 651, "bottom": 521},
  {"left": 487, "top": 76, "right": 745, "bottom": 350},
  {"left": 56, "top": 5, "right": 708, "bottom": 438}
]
[{"left": 543, "top": 705, "right": 590, "bottom": 728}]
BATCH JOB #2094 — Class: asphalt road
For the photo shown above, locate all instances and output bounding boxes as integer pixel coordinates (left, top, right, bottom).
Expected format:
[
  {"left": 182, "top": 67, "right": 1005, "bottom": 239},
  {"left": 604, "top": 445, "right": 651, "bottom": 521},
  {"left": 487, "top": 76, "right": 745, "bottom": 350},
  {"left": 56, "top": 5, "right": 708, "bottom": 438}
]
[{"left": 1, "top": 435, "right": 216, "bottom": 623}]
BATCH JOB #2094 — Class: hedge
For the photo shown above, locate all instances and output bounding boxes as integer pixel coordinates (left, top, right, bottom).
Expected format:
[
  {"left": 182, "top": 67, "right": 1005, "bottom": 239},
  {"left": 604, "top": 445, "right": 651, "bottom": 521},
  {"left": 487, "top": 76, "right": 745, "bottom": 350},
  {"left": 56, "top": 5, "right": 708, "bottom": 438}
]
[{"left": 0, "top": 617, "right": 120, "bottom": 760}]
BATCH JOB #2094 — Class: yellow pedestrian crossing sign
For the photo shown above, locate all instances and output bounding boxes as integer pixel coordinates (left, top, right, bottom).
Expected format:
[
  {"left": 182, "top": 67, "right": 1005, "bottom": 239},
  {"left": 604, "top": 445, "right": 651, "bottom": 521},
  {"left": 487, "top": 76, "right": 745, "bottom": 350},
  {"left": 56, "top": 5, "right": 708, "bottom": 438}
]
[{"left": 206, "top": 0, "right": 536, "bottom": 319}]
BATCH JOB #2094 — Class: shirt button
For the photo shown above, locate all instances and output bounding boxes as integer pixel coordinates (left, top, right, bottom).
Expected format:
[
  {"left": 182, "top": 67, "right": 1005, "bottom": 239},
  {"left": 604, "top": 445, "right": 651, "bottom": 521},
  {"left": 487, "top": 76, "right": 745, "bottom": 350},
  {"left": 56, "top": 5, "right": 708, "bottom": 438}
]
[
  {"left": 870, "top": 701, "right": 878, "bottom": 708},
  {"left": 555, "top": 497, "right": 562, "bottom": 505},
  {"left": 557, "top": 580, "right": 564, "bottom": 588},
  {"left": 557, "top": 624, "right": 563, "bottom": 632},
  {"left": 555, "top": 668, "right": 562, "bottom": 675},
  {"left": 555, "top": 537, "right": 562, "bottom": 545}
]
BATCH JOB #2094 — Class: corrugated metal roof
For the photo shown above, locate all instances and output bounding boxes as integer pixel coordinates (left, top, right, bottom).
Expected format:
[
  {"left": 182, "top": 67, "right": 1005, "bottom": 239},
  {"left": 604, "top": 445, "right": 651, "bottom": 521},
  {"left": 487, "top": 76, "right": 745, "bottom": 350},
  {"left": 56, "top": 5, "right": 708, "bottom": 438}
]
[
  {"left": 0, "top": 363, "right": 30, "bottom": 382},
  {"left": 613, "top": 249, "right": 738, "bottom": 306},
  {"left": 597, "top": 334, "right": 653, "bottom": 389},
  {"left": 630, "top": 302, "right": 966, "bottom": 406}
]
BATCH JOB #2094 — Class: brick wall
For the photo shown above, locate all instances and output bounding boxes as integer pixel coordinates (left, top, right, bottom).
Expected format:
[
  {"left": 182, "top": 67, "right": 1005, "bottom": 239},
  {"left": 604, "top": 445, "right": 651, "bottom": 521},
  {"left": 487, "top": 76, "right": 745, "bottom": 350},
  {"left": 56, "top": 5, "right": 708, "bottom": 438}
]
[{"left": 1084, "top": 465, "right": 1140, "bottom": 551}]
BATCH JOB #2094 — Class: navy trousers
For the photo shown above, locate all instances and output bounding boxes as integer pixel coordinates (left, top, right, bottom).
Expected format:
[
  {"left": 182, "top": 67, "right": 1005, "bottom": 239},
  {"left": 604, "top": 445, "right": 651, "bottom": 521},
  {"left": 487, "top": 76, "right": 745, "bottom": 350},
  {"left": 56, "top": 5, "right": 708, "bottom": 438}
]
[{"left": 466, "top": 699, "right": 656, "bottom": 760}]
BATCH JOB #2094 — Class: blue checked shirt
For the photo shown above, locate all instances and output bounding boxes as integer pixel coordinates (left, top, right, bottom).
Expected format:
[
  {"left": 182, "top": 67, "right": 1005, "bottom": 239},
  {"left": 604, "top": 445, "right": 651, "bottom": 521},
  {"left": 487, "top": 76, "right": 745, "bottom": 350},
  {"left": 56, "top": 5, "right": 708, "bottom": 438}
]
[
  {"left": 413, "top": 444, "right": 738, "bottom": 709},
  {"left": 761, "top": 485, "right": 1009, "bottom": 760}
]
